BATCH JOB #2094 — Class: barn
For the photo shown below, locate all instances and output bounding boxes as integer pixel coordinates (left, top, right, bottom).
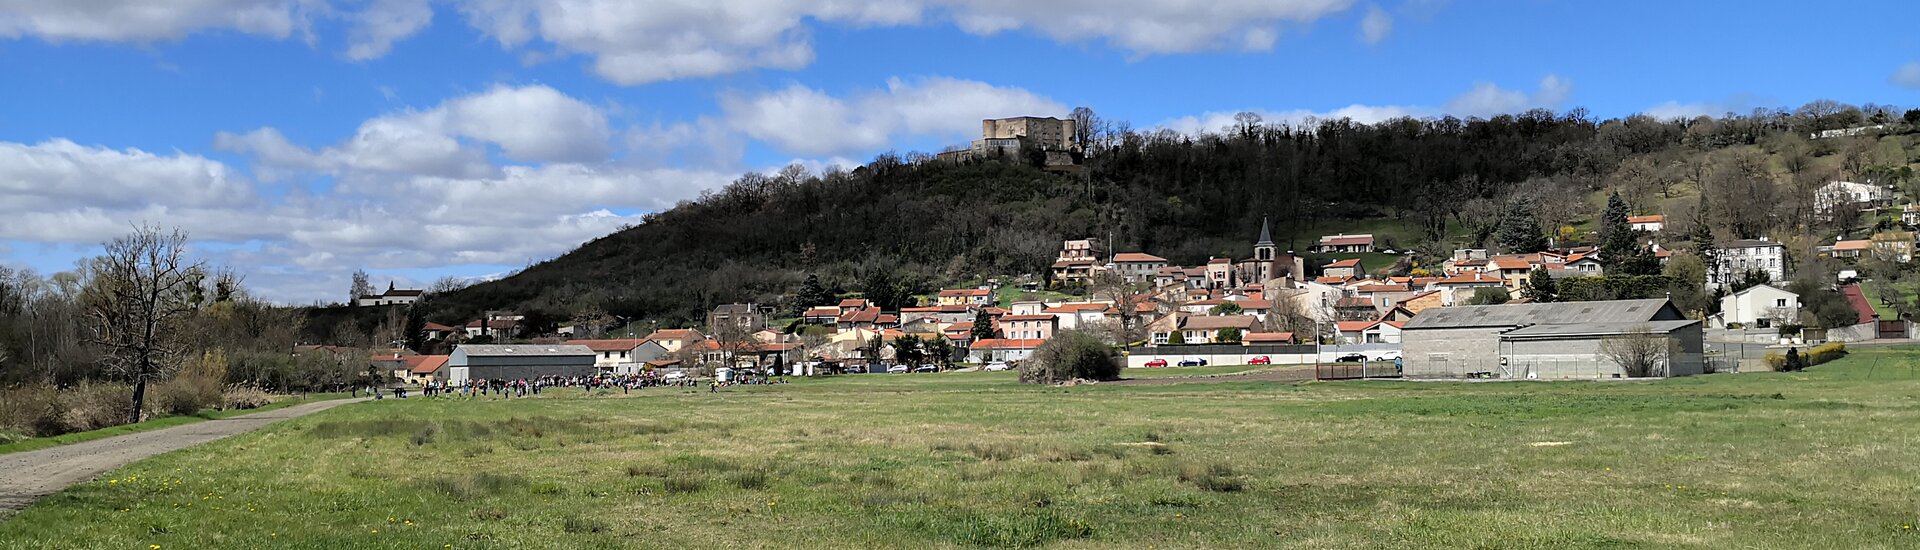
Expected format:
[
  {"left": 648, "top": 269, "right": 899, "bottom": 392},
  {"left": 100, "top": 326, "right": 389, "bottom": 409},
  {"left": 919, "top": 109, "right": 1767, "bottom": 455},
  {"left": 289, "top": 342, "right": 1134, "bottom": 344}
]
[
  {"left": 445, "top": 344, "right": 597, "bottom": 384},
  {"left": 1399, "top": 299, "right": 1704, "bottom": 379}
]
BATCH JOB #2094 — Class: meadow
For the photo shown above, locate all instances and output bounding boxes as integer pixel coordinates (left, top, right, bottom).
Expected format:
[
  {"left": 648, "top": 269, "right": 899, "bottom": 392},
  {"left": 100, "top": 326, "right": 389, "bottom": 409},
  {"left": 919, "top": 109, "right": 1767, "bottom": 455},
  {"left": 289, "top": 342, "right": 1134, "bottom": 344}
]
[{"left": 4, "top": 351, "right": 1920, "bottom": 548}]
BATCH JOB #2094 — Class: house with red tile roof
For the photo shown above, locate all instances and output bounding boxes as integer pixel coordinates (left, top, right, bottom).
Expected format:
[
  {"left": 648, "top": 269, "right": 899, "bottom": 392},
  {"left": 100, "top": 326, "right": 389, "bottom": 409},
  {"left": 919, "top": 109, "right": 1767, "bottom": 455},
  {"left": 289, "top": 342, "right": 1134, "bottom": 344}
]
[
  {"left": 1313, "top": 234, "right": 1375, "bottom": 253},
  {"left": 997, "top": 314, "right": 1057, "bottom": 341},
  {"left": 1111, "top": 252, "right": 1169, "bottom": 283},
  {"left": 969, "top": 338, "right": 1045, "bottom": 362},
  {"left": 1145, "top": 313, "right": 1260, "bottom": 345},
  {"left": 643, "top": 328, "right": 706, "bottom": 353},
  {"left": 803, "top": 306, "right": 842, "bottom": 325},
  {"left": 936, "top": 288, "right": 995, "bottom": 307},
  {"left": 1628, "top": 214, "right": 1665, "bottom": 232},
  {"left": 401, "top": 355, "right": 449, "bottom": 384},
  {"left": 1323, "top": 258, "right": 1364, "bottom": 279},
  {"left": 1242, "top": 332, "right": 1295, "bottom": 345},
  {"left": 565, "top": 338, "right": 666, "bottom": 370}
]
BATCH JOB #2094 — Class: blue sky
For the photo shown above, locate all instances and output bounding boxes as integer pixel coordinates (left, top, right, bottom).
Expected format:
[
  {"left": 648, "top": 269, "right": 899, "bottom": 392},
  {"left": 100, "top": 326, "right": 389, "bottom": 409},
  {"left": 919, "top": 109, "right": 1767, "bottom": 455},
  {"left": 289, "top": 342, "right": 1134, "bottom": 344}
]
[{"left": 3, "top": 0, "right": 1919, "bottom": 303}]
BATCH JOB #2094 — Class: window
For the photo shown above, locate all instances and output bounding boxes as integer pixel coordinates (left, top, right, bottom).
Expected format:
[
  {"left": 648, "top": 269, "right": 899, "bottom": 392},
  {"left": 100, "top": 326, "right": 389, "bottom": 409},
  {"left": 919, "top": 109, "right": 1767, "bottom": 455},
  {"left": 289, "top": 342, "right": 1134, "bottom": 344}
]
[{"left": 1776, "top": 298, "right": 1788, "bottom": 308}]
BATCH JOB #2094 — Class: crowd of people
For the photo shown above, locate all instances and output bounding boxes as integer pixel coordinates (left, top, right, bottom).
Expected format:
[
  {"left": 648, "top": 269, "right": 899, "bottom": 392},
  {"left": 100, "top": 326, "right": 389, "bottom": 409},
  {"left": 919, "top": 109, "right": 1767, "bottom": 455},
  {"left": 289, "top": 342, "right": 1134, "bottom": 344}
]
[{"left": 374, "top": 370, "right": 790, "bottom": 399}]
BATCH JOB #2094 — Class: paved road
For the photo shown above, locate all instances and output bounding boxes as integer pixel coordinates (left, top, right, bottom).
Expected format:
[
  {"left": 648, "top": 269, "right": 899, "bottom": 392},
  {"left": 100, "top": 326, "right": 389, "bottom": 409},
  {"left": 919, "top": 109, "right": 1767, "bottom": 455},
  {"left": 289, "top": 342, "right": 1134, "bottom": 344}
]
[{"left": 0, "top": 397, "right": 363, "bottom": 516}]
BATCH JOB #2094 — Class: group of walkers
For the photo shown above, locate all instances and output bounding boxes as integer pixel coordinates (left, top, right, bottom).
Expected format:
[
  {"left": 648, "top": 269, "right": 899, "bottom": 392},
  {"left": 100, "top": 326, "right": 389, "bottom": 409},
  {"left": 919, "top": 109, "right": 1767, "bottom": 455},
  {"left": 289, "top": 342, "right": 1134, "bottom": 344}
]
[{"left": 373, "top": 371, "right": 792, "bottom": 399}]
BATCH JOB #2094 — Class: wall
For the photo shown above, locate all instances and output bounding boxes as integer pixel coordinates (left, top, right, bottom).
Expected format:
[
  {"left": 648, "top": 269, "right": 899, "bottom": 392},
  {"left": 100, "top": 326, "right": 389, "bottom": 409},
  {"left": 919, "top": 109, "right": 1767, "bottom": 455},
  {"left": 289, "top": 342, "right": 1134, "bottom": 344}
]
[
  {"left": 1829, "top": 321, "right": 1879, "bottom": 342},
  {"left": 1124, "top": 344, "right": 1316, "bottom": 368},
  {"left": 1400, "top": 327, "right": 1505, "bottom": 378}
]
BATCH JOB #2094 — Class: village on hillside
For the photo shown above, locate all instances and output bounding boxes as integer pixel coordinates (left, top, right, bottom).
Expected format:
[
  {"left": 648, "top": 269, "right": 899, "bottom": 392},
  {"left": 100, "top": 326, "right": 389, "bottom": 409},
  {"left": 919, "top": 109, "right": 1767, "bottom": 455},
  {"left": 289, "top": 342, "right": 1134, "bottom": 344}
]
[{"left": 321, "top": 119, "right": 1920, "bottom": 388}]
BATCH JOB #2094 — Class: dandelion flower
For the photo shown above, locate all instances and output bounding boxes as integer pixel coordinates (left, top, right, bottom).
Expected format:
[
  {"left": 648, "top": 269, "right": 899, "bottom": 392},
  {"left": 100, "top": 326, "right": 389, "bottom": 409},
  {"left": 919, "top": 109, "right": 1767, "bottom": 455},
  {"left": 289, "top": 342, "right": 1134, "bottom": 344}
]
[
  {"left": 371, "top": 529, "right": 379, "bottom": 534},
  {"left": 109, "top": 480, "right": 118, "bottom": 484}
]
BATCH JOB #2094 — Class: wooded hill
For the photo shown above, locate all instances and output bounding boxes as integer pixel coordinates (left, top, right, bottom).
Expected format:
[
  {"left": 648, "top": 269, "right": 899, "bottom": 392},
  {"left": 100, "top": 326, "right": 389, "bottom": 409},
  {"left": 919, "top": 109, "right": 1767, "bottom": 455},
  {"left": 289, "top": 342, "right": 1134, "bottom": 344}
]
[{"left": 422, "top": 102, "right": 1920, "bottom": 329}]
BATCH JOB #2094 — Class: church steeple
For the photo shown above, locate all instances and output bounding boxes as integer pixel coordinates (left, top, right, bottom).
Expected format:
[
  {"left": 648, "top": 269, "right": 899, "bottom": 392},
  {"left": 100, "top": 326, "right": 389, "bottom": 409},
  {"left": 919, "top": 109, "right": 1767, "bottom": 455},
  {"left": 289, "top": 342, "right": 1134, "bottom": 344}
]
[{"left": 1253, "top": 216, "right": 1275, "bottom": 261}]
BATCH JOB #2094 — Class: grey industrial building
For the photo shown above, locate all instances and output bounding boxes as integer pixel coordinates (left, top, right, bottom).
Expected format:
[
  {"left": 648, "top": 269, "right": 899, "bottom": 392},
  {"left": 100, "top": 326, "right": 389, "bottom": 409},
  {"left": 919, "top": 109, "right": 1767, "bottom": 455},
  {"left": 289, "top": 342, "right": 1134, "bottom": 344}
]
[
  {"left": 1399, "top": 299, "right": 1704, "bottom": 379},
  {"left": 446, "top": 344, "right": 597, "bottom": 384}
]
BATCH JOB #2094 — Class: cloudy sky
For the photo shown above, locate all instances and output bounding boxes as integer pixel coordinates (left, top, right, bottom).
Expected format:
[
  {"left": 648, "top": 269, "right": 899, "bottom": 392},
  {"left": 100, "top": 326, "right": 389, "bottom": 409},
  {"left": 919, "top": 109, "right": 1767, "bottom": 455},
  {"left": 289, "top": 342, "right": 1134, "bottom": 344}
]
[{"left": 3, "top": 1, "right": 1918, "bottom": 303}]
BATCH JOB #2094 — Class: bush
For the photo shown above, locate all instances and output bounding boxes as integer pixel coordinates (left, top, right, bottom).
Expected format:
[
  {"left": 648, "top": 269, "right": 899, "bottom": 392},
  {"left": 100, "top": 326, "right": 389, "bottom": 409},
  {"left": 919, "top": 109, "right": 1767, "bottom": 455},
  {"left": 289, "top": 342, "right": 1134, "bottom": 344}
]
[
  {"left": 1018, "top": 330, "right": 1119, "bottom": 384},
  {"left": 59, "top": 382, "right": 134, "bottom": 433},
  {"left": 0, "top": 385, "right": 63, "bottom": 437},
  {"left": 221, "top": 386, "right": 273, "bottom": 410},
  {"left": 151, "top": 378, "right": 221, "bottom": 416},
  {"left": 1767, "top": 342, "right": 1845, "bottom": 372}
]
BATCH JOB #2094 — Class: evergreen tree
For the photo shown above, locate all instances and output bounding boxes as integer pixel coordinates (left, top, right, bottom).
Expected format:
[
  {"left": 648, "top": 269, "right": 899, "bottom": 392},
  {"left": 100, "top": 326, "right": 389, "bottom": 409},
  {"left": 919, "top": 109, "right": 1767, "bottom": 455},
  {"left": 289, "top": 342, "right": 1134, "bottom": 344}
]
[
  {"left": 1524, "top": 266, "right": 1558, "bottom": 303},
  {"left": 1495, "top": 196, "right": 1549, "bottom": 253},
  {"left": 1215, "top": 327, "right": 1242, "bottom": 343},
  {"left": 796, "top": 273, "right": 834, "bottom": 310},
  {"left": 970, "top": 308, "right": 995, "bottom": 341},
  {"left": 403, "top": 305, "right": 426, "bottom": 353},
  {"left": 1167, "top": 326, "right": 1187, "bottom": 345},
  {"left": 1600, "top": 192, "right": 1636, "bottom": 260},
  {"left": 1691, "top": 198, "right": 1719, "bottom": 284}
]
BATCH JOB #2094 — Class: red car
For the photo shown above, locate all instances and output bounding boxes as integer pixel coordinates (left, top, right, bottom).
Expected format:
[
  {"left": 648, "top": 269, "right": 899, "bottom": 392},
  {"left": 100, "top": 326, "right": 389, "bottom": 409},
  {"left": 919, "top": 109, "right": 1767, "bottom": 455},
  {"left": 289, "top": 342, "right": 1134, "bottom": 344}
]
[
  {"left": 1145, "top": 358, "right": 1169, "bottom": 368},
  {"left": 1247, "top": 356, "right": 1271, "bottom": 365}
]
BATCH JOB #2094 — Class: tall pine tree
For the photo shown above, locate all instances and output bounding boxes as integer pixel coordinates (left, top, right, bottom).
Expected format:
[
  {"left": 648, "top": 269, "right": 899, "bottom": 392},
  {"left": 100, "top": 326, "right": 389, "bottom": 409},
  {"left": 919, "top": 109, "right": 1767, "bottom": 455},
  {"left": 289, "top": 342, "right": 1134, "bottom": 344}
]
[
  {"left": 1495, "top": 196, "right": 1549, "bottom": 253},
  {"left": 970, "top": 308, "right": 995, "bottom": 341},
  {"left": 1599, "top": 192, "right": 1658, "bottom": 276},
  {"left": 1691, "top": 198, "right": 1719, "bottom": 286},
  {"left": 1523, "top": 266, "right": 1557, "bottom": 303},
  {"left": 796, "top": 273, "right": 834, "bottom": 309}
]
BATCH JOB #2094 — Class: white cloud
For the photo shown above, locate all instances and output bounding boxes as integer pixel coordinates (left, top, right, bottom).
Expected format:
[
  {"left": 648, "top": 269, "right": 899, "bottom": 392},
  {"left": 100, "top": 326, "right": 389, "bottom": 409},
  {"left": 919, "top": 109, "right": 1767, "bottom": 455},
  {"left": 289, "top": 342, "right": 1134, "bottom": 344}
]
[
  {"left": 0, "top": 1, "right": 439, "bottom": 60},
  {"left": 0, "top": 0, "right": 305, "bottom": 42},
  {"left": 344, "top": 0, "right": 433, "bottom": 60},
  {"left": 1159, "top": 74, "right": 1572, "bottom": 134},
  {"left": 1359, "top": 4, "right": 1391, "bottom": 45},
  {"left": 1892, "top": 61, "right": 1920, "bottom": 90},
  {"left": 721, "top": 76, "right": 1066, "bottom": 157},
  {"left": 3, "top": 135, "right": 740, "bottom": 303},
  {"left": 1642, "top": 101, "right": 1724, "bottom": 121},
  {"left": 457, "top": 0, "right": 923, "bottom": 85},
  {"left": 454, "top": 0, "right": 1364, "bottom": 84},
  {"left": 1442, "top": 74, "right": 1571, "bottom": 118},
  {"left": 1159, "top": 104, "right": 1425, "bottom": 134},
  {"left": 6, "top": 1, "right": 1376, "bottom": 83},
  {"left": 218, "top": 84, "right": 611, "bottom": 178}
]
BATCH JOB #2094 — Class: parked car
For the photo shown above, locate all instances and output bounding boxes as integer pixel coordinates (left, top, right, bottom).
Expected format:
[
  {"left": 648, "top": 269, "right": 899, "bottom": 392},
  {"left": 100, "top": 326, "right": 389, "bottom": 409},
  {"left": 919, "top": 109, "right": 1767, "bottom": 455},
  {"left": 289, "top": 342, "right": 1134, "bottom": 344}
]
[
  {"left": 1177, "top": 357, "right": 1208, "bottom": 367},
  {"left": 1144, "top": 358, "right": 1169, "bottom": 368},
  {"left": 984, "top": 362, "right": 1012, "bottom": 371},
  {"left": 1335, "top": 353, "right": 1369, "bottom": 363},
  {"left": 663, "top": 371, "right": 688, "bottom": 380},
  {"left": 913, "top": 364, "right": 939, "bottom": 373},
  {"left": 1377, "top": 353, "right": 1401, "bottom": 362},
  {"left": 1247, "top": 356, "right": 1270, "bottom": 365},
  {"left": 886, "top": 364, "right": 909, "bottom": 374}
]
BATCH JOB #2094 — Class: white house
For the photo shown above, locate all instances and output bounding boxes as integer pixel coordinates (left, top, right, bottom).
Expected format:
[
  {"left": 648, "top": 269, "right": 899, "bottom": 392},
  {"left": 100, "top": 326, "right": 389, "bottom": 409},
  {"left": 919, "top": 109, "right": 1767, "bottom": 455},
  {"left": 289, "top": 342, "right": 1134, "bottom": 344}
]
[
  {"left": 1628, "top": 215, "right": 1664, "bottom": 232},
  {"left": 969, "top": 338, "right": 1041, "bottom": 362},
  {"left": 1904, "top": 204, "right": 1920, "bottom": 227},
  {"left": 1710, "top": 239, "right": 1787, "bottom": 290},
  {"left": 1711, "top": 284, "right": 1799, "bottom": 329},
  {"left": 355, "top": 282, "right": 423, "bottom": 306},
  {"left": 1814, "top": 181, "right": 1894, "bottom": 215}
]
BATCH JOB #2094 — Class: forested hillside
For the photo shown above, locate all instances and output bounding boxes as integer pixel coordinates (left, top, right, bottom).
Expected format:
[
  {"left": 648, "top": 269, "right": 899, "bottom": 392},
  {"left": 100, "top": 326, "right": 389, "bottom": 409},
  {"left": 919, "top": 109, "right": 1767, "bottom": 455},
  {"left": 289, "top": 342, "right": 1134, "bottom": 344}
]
[{"left": 425, "top": 103, "right": 1920, "bottom": 328}]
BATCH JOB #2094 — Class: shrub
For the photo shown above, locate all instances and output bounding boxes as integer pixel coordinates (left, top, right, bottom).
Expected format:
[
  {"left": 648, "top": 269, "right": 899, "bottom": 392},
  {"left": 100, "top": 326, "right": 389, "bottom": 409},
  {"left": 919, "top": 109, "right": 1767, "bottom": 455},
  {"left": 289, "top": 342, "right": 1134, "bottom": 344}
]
[
  {"left": 221, "top": 386, "right": 272, "bottom": 410},
  {"left": 59, "top": 382, "right": 134, "bottom": 433},
  {"left": 0, "top": 385, "right": 62, "bottom": 437},
  {"left": 1018, "top": 330, "right": 1119, "bottom": 384}
]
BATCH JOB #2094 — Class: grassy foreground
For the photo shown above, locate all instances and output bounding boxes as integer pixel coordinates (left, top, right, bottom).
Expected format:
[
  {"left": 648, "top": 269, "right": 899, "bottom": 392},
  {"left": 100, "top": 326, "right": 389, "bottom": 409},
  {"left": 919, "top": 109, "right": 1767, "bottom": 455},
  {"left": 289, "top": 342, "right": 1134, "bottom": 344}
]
[
  {"left": 0, "top": 392, "right": 351, "bottom": 456},
  {"left": 5, "top": 352, "right": 1920, "bottom": 548}
]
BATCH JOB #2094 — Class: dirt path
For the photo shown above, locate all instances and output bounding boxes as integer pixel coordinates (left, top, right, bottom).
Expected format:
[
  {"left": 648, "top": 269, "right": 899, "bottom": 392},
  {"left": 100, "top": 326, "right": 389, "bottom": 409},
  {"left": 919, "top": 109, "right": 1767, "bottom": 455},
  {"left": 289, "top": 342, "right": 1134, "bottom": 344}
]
[
  {"left": 0, "top": 397, "right": 363, "bottom": 516},
  {"left": 1108, "top": 365, "right": 1319, "bottom": 385}
]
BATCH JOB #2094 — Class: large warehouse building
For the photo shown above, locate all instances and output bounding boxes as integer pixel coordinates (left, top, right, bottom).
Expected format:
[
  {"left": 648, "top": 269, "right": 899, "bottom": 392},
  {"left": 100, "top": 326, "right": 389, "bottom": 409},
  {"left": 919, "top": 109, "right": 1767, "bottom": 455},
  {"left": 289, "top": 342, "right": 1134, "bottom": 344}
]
[
  {"left": 446, "top": 344, "right": 597, "bottom": 384},
  {"left": 1399, "top": 299, "right": 1704, "bottom": 379}
]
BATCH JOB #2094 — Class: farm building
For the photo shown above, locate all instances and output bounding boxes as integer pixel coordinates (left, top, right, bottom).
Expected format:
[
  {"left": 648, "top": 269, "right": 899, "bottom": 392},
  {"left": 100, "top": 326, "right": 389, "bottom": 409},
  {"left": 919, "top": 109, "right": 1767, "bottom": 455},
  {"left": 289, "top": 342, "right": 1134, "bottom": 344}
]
[
  {"left": 446, "top": 344, "right": 597, "bottom": 384},
  {"left": 1399, "top": 299, "right": 1703, "bottom": 379}
]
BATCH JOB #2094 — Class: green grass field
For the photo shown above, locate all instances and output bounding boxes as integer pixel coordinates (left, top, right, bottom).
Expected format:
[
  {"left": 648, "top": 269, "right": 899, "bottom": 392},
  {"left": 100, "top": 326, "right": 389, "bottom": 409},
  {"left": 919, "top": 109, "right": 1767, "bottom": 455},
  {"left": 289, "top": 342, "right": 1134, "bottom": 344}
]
[{"left": 6, "top": 351, "right": 1920, "bottom": 548}]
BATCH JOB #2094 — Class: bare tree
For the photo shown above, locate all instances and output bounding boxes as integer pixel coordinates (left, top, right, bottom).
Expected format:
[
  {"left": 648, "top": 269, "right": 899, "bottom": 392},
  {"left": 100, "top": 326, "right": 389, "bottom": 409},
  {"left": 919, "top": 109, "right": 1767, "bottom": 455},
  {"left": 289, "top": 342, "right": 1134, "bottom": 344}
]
[
  {"left": 1598, "top": 325, "right": 1673, "bottom": 378},
  {"left": 427, "top": 276, "right": 469, "bottom": 296},
  {"left": 80, "top": 226, "right": 207, "bottom": 423},
  {"left": 349, "top": 269, "right": 372, "bottom": 305}
]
